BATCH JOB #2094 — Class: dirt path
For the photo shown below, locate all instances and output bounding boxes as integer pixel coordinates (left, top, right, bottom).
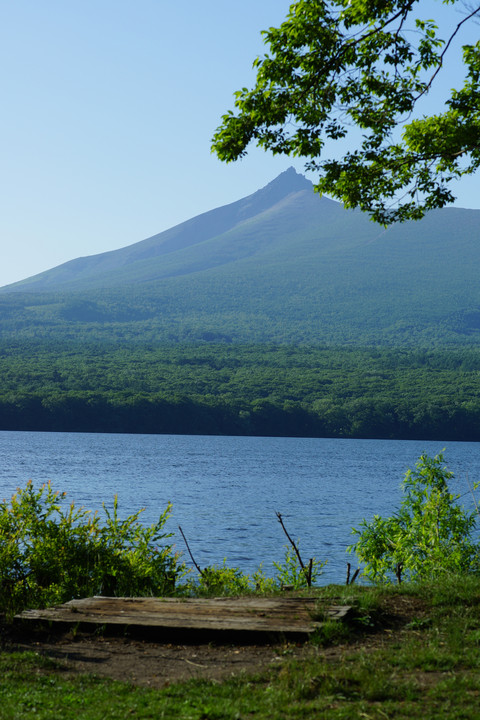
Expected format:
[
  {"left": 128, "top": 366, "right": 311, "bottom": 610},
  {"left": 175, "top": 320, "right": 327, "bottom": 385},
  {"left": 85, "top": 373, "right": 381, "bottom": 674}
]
[{"left": 2, "top": 623, "right": 311, "bottom": 688}]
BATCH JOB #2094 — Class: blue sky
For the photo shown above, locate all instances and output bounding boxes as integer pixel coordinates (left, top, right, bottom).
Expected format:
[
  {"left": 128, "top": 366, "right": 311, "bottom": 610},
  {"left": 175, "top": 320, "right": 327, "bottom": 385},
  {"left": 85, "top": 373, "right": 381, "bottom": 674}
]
[{"left": 0, "top": 0, "right": 478, "bottom": 287}]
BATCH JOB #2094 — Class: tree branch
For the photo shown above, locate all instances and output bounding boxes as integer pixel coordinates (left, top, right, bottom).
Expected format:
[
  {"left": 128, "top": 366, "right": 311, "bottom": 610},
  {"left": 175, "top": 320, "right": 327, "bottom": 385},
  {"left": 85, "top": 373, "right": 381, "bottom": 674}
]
[{"left": 415, "top": 4, "right": 480, "bottom": 101}]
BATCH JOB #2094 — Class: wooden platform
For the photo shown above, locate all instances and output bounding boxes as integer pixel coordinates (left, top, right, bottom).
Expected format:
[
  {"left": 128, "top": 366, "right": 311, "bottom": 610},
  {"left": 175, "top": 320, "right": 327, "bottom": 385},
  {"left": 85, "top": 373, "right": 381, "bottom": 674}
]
[{"left": 15, "top": 596, "right": 351, "bottom": 640}]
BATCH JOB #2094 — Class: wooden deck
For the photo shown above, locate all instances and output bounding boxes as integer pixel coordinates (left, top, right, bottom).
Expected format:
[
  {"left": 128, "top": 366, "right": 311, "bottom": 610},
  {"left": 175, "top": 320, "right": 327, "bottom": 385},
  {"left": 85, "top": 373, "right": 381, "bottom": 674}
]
[{"left": 15, "top": 596, "right": 351, "bottom": 640}]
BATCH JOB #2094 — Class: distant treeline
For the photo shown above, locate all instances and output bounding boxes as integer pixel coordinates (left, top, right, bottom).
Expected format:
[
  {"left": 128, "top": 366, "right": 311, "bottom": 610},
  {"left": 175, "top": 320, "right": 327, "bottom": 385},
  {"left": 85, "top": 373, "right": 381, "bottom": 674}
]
[
  {"left": 1, "top": 392, "right": 480, "bottom": 441},
  {"left": 1, "top": 341, "right": 480, "bottom": 440}
]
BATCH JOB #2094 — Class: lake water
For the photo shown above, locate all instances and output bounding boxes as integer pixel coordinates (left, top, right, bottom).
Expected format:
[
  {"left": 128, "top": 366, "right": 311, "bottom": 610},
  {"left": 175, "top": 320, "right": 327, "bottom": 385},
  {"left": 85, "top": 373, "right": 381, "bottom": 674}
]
[{"left": 0, "top": 431, "right": 479, "bottom": 584}]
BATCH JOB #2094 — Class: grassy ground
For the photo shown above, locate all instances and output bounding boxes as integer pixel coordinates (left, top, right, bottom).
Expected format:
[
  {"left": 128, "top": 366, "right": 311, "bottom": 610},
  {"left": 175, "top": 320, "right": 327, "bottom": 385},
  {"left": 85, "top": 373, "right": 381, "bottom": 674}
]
[{"left": 2, "top": 577, "right": 480, "bottom": 719}]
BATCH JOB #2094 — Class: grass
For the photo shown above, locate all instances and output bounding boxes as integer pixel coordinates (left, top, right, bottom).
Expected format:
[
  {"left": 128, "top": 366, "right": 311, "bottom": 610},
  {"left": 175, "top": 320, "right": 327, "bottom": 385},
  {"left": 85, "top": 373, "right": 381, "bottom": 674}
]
[{"left": 2, "top": 576, "right": 480, "bottom": 719}]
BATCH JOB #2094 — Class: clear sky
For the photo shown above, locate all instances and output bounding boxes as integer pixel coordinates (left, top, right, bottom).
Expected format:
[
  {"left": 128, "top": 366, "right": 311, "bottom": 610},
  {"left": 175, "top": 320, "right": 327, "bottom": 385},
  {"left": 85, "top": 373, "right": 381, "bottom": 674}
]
[{"left": 0, "top": 0, "right": 478, "bottom": 288}]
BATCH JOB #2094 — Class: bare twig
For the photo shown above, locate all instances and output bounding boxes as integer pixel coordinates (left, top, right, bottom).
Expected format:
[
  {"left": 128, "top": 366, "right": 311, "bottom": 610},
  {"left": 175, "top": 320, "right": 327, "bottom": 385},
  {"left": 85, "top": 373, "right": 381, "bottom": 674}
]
[
  {"left": 276, "top": 511, "right": 306, "bottom": 571},
  {"left": 276, "top": 511, "right": 315, "bottom": 586},
  {"left": 346, "top": 562, "right": 360, "bottom": 585},
  {"left": 178, "top": 525, "right": 204, "bottom": 576}
]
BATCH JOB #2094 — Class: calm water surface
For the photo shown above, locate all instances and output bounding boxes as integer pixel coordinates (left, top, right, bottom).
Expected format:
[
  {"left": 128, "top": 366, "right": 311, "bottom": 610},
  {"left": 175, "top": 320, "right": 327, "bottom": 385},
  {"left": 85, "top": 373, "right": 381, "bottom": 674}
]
[{"left": 0, "top": 431, "right": 478, "bottom": 583}]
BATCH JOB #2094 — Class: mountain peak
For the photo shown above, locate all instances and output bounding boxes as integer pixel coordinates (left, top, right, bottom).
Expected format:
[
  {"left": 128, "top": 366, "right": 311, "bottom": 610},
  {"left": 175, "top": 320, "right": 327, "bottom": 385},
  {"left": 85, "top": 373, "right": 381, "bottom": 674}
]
[
  {"left": 241, "top": 168, "right": 312, "bottom": 217},
  {"left": 258, "top": 167, "right": 312, "bottom": 197}
]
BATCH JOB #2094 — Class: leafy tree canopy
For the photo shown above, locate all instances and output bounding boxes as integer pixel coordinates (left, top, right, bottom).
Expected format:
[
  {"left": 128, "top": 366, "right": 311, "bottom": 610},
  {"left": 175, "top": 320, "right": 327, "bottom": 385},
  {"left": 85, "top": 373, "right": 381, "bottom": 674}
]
[{"left": 212, "top": 0, "right": 480, "bottom": 224}]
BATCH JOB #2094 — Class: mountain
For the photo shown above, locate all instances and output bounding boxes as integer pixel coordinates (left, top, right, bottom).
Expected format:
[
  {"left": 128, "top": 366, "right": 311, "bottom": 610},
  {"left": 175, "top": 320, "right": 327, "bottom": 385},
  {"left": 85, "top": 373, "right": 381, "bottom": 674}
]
[
  {"left": 0, "top": 168, "right": 353, "bottom": 292},
  {"left": 2, "top": 167, "right": 480, "bottom": 346}
]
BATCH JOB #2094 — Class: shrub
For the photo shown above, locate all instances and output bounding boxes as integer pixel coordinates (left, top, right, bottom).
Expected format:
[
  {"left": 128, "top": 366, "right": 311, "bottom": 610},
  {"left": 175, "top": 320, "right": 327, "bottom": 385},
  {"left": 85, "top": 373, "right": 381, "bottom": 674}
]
[
  {"left": 181, "top": 559, "right": 276, "bottom": 597},
  {"left": 349, "top": 453, "right": 480, "bottom": 583},
  {"left": 181, "top": 545, "right": 326, "bottom": 597},
  {"left": 0, "top": 481, "right": 185, "bottom": 617},
  {"left": 273, "top": 544, "right": 325, "bottom": 589}
]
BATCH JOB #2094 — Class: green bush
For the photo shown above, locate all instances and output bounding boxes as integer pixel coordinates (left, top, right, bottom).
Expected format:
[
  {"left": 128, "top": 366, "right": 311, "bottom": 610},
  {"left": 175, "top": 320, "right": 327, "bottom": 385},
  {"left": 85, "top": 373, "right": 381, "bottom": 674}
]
[
  {"left": 181, "top": 544, "right": 326, "bottom": 597},
  {"left": 273, "top": 545, "right": 326, "bottom": 589},
  {"left": 0, "top": 481, "right": 185, "bottom": 617},
  {"left": 349, "top": 453, "right": 480, "bottom": 583},
  {"left": 180, "top": 559, "right": 277, "bottom": 597}
]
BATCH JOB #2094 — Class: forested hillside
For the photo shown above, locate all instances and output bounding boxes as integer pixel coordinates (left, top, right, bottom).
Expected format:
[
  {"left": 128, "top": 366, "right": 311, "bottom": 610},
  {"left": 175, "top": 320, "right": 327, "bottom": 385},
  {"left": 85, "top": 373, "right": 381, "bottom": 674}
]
[
  {"left": 1, "top": 169, "right": 480, "bottom": 439},
  {"left": 2, "top": 169, "right": 480, "bottom": 346}
]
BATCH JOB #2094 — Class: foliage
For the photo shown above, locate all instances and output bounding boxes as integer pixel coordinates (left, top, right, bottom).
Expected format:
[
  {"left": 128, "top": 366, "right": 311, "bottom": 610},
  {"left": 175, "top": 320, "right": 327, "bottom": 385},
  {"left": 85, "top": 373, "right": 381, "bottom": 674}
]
[
  {"left": 4, "top": 342, "right": 480, "bottom": 439},
  {"left": 349, "top": 452, "right": 480, "bottom": 582},
  {"left": 182, "top": 545, "right": 325, "bottom": 596},
  {"left": 0, "top": 481, "right": 184, "bottom": 618},
  {"left": 212, "top": 0, "right": 480, "bottom": 223},
  {"left": 181, "top": 560, "right": 277, "bottom": 597},
  {"left": 273, "top": 544, "right": 325, "bottom": 589}
]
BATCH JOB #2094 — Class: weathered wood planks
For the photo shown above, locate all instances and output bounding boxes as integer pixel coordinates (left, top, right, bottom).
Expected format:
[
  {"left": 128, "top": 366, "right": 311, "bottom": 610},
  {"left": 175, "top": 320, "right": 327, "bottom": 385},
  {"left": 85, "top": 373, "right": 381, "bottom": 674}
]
[{"left": 15, "top": 596, "right": 351, "bottom": 639}]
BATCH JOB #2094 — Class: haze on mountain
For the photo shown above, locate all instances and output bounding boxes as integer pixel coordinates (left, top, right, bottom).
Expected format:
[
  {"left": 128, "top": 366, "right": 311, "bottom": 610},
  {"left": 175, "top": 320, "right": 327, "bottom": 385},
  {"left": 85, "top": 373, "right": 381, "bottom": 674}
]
[{"left": 2, "top": 167, "right": 480, "bottom": 346}]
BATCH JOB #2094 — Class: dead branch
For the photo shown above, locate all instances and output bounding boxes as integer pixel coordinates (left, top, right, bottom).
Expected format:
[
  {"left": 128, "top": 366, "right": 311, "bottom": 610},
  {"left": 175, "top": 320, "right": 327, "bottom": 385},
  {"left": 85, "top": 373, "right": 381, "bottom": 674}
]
[
  {"left": 178, "top": 525, "right": 204, "bottom": 576},
  {"left": 276, "top": 511, "right": 306, "bottom": 571},
  {"left": 276, "top": 511, "right": 314, "bottom": 586},
  {"left": 346, "top": 563, "right": 361, "bottom": 585}
]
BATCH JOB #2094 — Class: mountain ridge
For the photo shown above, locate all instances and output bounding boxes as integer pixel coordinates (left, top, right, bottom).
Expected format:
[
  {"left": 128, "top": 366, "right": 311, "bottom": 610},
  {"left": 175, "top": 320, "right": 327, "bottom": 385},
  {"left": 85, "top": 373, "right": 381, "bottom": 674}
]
[
  {"left": 2, "top": 168, "right": 323, "bottom": 292},
  {"left": 1, "top": 168, "right": 480, "bottom": 346}
]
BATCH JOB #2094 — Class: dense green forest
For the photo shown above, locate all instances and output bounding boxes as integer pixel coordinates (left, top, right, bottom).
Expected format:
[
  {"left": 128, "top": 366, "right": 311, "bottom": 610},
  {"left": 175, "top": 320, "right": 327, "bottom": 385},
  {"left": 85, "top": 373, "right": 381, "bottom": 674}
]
[{"left": 1, "top": 340, "right": 480, "bottom": 440}]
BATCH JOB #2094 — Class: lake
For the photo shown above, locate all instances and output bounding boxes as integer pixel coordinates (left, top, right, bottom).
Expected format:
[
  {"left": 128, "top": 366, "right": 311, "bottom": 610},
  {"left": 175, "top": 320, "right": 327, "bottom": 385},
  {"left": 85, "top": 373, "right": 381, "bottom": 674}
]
[{"left": 0, "top": 431, "right": 479, "bottom": 584}]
